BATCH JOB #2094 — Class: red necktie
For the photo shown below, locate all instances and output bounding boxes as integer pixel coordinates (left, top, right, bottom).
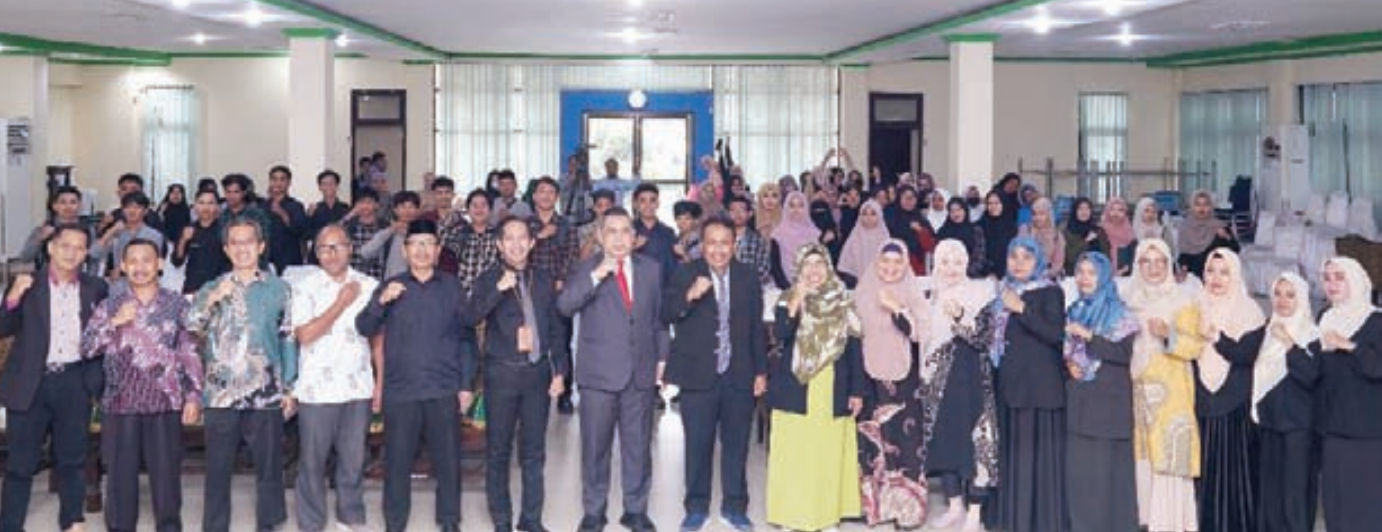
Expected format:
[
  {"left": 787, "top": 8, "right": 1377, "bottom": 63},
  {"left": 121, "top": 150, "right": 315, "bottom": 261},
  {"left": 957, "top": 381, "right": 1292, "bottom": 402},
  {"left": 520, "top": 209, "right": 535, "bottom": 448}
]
[{"left": 615, "top": 261, "right": 632, "bottom": 312}]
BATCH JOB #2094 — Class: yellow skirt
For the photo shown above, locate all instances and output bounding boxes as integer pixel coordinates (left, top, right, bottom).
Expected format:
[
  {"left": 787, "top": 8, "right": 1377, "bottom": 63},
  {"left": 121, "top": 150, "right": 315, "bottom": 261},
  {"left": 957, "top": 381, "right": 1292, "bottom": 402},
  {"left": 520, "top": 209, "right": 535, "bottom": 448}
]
[{"left": 766, "top": 365, "right": 862, "bottom": 530}]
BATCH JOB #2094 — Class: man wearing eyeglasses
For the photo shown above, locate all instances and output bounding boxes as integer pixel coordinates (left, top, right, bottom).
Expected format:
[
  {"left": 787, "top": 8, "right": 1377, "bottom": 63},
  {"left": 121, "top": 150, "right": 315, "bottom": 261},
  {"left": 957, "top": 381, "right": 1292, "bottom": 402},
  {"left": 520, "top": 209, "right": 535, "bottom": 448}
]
[{"left": 288, "top": 224, "right": 380, "bottom": 532}]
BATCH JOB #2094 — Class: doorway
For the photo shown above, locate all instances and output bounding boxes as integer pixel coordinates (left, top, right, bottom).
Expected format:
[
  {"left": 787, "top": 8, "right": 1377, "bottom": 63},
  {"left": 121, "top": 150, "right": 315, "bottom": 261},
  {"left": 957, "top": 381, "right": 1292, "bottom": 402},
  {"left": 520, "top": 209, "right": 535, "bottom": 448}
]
[
  {"left": 869, "top": 92, "right": 923, "bottom": 184},
  {"left": 583, "top": 111, "right": 691, "bottom": 219},
  {"left": 351, "top": 89, "right": 406, "bottom": 194}
]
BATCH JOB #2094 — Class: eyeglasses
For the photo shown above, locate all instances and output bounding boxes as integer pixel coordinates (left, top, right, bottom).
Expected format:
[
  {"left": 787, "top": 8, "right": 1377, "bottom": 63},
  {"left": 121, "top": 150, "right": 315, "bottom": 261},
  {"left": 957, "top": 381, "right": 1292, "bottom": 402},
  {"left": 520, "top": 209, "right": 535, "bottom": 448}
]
[{"left": 317, "top": 243, "right": 349, "bottom": 254}]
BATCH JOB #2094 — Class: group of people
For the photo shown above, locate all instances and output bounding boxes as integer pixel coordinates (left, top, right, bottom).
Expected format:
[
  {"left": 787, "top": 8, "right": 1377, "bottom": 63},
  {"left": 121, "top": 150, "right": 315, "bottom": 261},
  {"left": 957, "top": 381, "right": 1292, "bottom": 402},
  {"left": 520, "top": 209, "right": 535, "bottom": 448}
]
[{"left": 2, "top": 153, "right": 1378, "bottom": 532}]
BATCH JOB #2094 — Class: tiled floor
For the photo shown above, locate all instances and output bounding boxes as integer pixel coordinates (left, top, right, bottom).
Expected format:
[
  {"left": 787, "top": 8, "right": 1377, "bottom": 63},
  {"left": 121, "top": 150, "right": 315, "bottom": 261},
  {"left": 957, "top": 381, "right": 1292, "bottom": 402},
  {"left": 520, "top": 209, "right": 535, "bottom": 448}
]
[{"left": 16, "top": 405, "right": 1326, "bottom": 531}]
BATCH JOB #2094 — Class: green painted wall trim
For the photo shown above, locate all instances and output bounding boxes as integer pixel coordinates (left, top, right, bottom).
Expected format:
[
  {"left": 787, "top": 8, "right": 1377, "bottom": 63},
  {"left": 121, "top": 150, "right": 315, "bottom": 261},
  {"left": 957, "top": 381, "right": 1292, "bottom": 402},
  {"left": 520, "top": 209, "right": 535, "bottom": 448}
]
[
  {"left": 166, "top": 51, "right": 366, "bottom": 59},
  {"left": 51, "top": 57, "right": 171, "bottom": 67},
  {"left": 1146, "top": 30, "right": 1382, "bottom": 67},
  {"left": 0, "top": 32, "right": 167, "bottom": 61},
  {"left": 446, "top": 51, "right": 825, "bottom": 63},
  {"left": 943, "top": 33, "right": 1001, "bottom": 43},
  {"left": 282, "top": 27, "right": 340, "bottom": 40},
  {"left": 256, "top": 0, "right": 446, "bottom": 58},
  {"left": 1152, "top": 43, "right": 1382, "bottom": 69},
  {"left": 825, "top": 0, "right": 1055, "bottom": 62}
]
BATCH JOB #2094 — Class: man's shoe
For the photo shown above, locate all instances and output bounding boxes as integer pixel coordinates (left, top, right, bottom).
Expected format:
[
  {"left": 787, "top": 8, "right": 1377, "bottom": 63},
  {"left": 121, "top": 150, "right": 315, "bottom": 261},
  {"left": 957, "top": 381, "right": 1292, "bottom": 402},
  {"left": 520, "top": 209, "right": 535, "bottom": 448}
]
[
  {"left": 679, "top": 513, "right": 708, "bottom": 532},
  {"left": 620, "top": 513, "right": 657, "bottom": 532},
  {"left": 579, "top": 515, "right": 607, "bottom": 532},
  {"left": 719, "top": 513, "right": 754, "bottom": 532},
  {"left": 517, "top": 521, "right": 551, "bottom": 532}
]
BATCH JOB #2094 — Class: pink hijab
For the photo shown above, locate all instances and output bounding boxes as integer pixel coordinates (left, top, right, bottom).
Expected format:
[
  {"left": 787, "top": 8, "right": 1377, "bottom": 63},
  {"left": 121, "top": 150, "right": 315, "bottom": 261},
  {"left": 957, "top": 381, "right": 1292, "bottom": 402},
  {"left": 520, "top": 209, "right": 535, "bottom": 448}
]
[{"left": 773, "top": 191, "right": 820, "bottom": 280}]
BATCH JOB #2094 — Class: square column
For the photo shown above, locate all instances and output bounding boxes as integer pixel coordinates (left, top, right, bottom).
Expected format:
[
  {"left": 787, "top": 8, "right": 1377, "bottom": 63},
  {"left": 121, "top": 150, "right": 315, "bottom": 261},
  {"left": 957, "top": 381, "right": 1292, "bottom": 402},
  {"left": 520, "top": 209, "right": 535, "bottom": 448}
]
[
  {"left": 946, "top": 34, "right": 997, "bottom": 194},
  {"left": 286, "top": 28, "right": 336, "bottom": 200}
]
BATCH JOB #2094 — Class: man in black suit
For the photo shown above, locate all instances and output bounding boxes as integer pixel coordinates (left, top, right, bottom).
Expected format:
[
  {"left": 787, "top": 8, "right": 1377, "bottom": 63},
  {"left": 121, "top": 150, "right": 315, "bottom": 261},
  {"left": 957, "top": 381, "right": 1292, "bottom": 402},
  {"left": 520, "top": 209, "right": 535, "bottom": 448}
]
[
  {"left": 661, "top": 218, "right": 766, "bottom": 532},
  {"left": 557, "top": 207, "right": 670, "bottom": 532},
  {"left": 466, "top": 216, "right": 569, "bottom": 532},
  {"left": 0, "top": 224, "right": 109, "bottom": 532}
]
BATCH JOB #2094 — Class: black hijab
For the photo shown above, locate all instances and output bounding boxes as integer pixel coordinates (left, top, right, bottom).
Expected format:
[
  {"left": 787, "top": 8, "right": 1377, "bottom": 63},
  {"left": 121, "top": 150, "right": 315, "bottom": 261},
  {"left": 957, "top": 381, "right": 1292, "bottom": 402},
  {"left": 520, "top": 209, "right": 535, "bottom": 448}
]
[
  {"left": 978, "top": 190, "right": 1018, "bottom": 277},
  {"left": 936, "top": 197, "right": 977, "bottom": 250},
  {"left": 1065, "top": 197, "right": 1097, "bottom": 240}
]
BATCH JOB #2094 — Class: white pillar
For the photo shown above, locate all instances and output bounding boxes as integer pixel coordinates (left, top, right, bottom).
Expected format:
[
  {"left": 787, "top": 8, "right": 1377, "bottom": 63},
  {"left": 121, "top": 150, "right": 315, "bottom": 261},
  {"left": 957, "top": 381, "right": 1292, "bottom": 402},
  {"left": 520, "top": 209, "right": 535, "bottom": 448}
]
[
  {"left": 286, "top": 29, "right": 336, "bottom": 200},
  {"left": 1268, "top": 60, "right": 1295, "bottom": 126},
  {"left": 946, "top": 34, "right": 996, "bottom": 195}
]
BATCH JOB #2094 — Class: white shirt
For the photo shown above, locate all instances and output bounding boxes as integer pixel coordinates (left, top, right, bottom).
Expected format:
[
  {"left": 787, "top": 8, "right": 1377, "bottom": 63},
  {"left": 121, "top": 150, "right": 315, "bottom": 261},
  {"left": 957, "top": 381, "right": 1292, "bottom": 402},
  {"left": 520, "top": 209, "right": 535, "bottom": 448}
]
[
  {"left": 591, "top": 255, "right": 635, "bottom": 304},
  {"left": 289, "top": 267, "right": 379, "bottom": 404}
]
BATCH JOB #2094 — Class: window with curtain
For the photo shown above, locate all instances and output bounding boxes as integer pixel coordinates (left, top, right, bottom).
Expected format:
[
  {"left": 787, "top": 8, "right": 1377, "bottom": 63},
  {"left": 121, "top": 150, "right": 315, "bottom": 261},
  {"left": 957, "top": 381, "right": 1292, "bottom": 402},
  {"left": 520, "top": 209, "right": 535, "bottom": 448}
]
[
  {"left": 1301, "top": 82, "right": 1382, "bottom": 220},
  {"left": 435, "top": 63, "right": 837, "bottom": 192},
  {"left": 1179, "top": 89, "right": 1266, "bottom": 197},
  {"left": 1078, "top": 92, "right": 1128, "bottom": 201},
  {"left": 141, "top": 85, "right": 198, "bottom": 198}
]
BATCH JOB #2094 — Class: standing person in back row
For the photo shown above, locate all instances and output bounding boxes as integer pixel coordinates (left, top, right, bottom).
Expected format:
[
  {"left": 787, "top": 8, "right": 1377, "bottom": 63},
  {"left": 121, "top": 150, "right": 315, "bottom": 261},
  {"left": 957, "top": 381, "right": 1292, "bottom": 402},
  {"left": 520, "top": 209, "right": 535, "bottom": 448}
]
[
  {"left": 558, "top": 207, "right": 670, "bottom": 532},
  {"left": 661, "top": 217, "right": 767, "bottom": 532},
  {"left": 264, "top": 165, "right": 310, "bottom": 274},
  {"left": 356, "top": 219, "right": 476, "bottom": 532},
  {"left": 0, "top": 224, "right": 108, "bottom": 532},
  {"left": 185, "top": 217, "right": 297, "bottom": 532}
]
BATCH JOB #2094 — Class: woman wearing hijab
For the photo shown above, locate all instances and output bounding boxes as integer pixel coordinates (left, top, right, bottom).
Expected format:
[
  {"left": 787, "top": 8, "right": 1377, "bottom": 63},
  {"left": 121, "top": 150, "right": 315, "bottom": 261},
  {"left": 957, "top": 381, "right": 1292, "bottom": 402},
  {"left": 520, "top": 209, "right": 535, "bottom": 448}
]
[
  {"left": 756, "top": 182, "right": 784, "bottom": 238},
  {"left": 926, "top": 189, "right": 951, "bottom": 232},
  {"left": 837, "top": 201, "right": 890, "bottom": 288},
  {"left": 987, "top": 236, "right": 1068, "bottom": 532},
  {"left": 1178, "top": 191, "right": 1237, "bottom": 279},
  {"left": 1213, "top": 273, "right": 1319, "bottom": 532},
  {"left": 1100, "top": 197, "right": 1137, "bottom": 275},
  {"left": 765, "top": 244, "right": 866, "bottom": 532},
  {"left": 993, "top": 173, "right": 1023, "bottom": 225},
  {"left": 769, "top": 191, "right": 821, "bottom": 289},
  {"left": 854, "top": 240, "right": 931, "bottom": 528},
  {"left": 883, "top": 185, "right": 937, "bottom": 275},
  {"left": 158, "top": 184, "right": 191, "bottom": 249},
  {"left": 922, "top": 240, "right": 1000, "bottom": 531},
  {"left": 978, "top": 191, "right": 1019, "bottom": 279},
  {"left": 1062, "top": 197, "right": 1103, "bottom": 275},
  {"left": 1172, "top": 248, "right": 1265, "bottom": 532},
  {"left": 1065, "top": 251, "right": 1142, "bottom": 532},
  {"left": 809, "top": 194, "right": 843, "bottom": 263},
  {"left": 1122, "top": 238, "right": 1200, "bottom": 532},
  {"left": 1016, "top": 183, "right": 1040, "bottom": 227},
  {"left": 937, "top": 197, "right": 988, "bottom": 279},
  {"left": 1310, "top": 257, "right": 1382, "bottom": 532},
  {"left": 1134, "top": 197, "right": 1175, "bottom": 254},
  {"left": 1020, "top": 197, "right": 1066, "bottom": 280}
]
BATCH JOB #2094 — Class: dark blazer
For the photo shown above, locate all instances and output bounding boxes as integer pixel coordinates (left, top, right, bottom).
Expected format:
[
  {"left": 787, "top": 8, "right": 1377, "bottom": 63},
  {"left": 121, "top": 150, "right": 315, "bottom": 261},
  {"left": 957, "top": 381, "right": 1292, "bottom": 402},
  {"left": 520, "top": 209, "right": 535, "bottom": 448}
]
[
  {"left": 767, "top": 305, "right": 866, "bottom": 417},
  {"left": 660, "top": 259, "right": 767, "bottom": 392},
  {"left": 1218, "top": 325, "right": 1316, "bottom": 432},
  {"left": 996, "top": 285, "right": 1066, "bottom": 409},
  {"left": 1308, "top": 312, "right": 1382, "bottom": 439},
  {"left": 0, "top": 268, "right": 108, "bottom": 411},
  {"left": 1066, "top": 332, "right": 1136, "bottom": 439},
  {"left": 466, "top": 264, "right": 570, "bottom": 379},
  {"left": 1194, "top": 332, "right": 1257, "bottom": 418},
  {"left": 558, "top": 253, "right": 670, "bottom": 392}
]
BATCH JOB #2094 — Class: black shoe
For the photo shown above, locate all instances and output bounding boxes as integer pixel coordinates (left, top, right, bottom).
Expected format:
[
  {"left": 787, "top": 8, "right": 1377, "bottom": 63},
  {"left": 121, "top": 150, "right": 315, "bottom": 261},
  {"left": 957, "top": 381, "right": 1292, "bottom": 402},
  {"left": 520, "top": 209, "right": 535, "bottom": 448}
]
[
  {"left": 441, "top": 525, "right": 461, "bottom": 532},
  {"left": 518, "top": 521, "right": 552, "bottom": 532},
  {"left": 620, "top": 513, "right": 657, "bottom": 532},
  {"left": 558, "top": 397, "right": 575, "bottom": 414},
  {"left": 579, "top": 515, "right": 607, "bottom": 532},
  {"left": 496, "top": 526, "right": 514, "bottom": 532}
]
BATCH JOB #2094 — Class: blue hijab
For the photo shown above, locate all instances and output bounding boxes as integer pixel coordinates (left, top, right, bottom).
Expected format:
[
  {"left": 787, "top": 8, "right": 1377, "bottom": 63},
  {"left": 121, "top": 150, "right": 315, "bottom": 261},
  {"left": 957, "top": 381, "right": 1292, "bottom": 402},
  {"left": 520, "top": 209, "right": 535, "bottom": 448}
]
[
  {"left": 988, "top": 236, "right": 1054, "bottom": 367},
  {"left": 1067, "top": 251, "right": 1127, "bottom": 336}
]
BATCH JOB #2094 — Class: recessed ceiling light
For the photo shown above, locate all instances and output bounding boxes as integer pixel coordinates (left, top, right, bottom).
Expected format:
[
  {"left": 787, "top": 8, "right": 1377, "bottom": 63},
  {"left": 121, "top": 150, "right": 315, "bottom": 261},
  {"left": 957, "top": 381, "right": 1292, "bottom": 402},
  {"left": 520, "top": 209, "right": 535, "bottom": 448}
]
[
  {"left": 1029, "top": 13, "right": 1053, "bottom": 35},
  {"left": 1118, "top": 22, "right": 1134, "bottom": 46},
  {"left": 243, "top": 4, "right": 264, "bottom": 27},
  {"left": 192, "top": 32, "right": 207, "bottom": 45},
  {"left": 171, "top": 0, "right": 190, "bottom": 8},
  {"left": 335, "top": 34, "right": 349, "bottom": 47},
  {"left": 618, "top": 27, "right": 645, "bottom": 44},
  {"left": 1103, "top": 0, "right": 1124, "bottom": 16},
  {"left": 628, "top": 0, "right": 644, "bottom": 7}
]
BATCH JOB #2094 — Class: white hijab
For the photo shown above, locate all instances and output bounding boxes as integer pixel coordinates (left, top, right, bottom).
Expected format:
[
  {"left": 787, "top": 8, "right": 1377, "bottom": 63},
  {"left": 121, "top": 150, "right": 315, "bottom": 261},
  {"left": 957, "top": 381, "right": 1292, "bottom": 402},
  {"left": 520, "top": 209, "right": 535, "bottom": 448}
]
[
  {"left": 1122, "top": 239, "right": 1192, "bottom": 377},
  {"left": 1133, "top": 197, "right": 1165, "bottom": 241},
  {"left": 1196, "top": 249, "right": 1266, "bottom": 393},
  {"left": 1319, "top": 257, "right": 1378, "bottom": 339},
  {"left": 923, "top": 239, "right": 994, "bottom": 381},
  {"left": 926, "top": 189, "right": 951, "bottom": 231},
  {"left": 1252, "top": 273, "right": 1318, "bottom": 422}
]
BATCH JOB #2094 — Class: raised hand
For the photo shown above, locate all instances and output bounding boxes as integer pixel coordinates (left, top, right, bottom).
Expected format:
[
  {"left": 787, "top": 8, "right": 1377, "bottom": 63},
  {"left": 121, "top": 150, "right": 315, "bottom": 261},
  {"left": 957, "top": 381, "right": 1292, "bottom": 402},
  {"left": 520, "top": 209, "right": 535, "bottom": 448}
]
[
  {"left": 379, "top": 281, "right": 407, "bottom": 305},
  {"left": 497, "top": 270, "right": 518, "bottom": 292},
  {"left": 111, "top": 301, "right": 139, "bottom": 327},
  {"left": 687, "top": 276, "right": 714, "bottom": 302},
  {"left": 5, "top": 274, "right": 34, "bottom": 306}
]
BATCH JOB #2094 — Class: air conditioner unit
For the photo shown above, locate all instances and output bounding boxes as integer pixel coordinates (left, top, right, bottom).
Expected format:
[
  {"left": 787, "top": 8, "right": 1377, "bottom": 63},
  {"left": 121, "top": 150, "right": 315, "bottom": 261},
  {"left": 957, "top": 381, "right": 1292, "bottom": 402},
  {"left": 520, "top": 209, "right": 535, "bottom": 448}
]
[
  {"left": 1, "top": 118, "right": 34, "bottom": 261},
  {"left": 1258, "top": 124, "right": 1311, "bottom": 215}
]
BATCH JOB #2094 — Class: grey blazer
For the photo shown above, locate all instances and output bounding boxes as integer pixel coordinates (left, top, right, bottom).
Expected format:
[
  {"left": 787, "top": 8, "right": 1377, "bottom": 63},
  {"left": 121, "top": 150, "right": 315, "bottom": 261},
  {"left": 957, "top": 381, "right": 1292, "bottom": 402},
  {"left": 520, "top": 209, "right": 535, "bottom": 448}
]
[{"left": 558, "top": 253, "right": 670, "bottom": 392}]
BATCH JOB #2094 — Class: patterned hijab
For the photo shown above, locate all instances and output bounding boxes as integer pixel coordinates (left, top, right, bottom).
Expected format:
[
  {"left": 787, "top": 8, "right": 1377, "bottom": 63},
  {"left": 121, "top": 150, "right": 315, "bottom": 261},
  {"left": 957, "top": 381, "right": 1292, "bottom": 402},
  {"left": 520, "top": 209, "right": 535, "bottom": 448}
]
[
  {"left": 1197, "top": 248, "right": 1266, "bottom": 392},
  {"left": 988, "top": 236, "right": 1055, "bottom": 367},
  {"left": 1065, "top": 252, "right": 1139, "bottom": 381},
  {"left": 781, "top": 243, "right": 861, "bottom": 384},
  {"left": 1253, "top": 273, "right": 1318, "bottom": 422}
]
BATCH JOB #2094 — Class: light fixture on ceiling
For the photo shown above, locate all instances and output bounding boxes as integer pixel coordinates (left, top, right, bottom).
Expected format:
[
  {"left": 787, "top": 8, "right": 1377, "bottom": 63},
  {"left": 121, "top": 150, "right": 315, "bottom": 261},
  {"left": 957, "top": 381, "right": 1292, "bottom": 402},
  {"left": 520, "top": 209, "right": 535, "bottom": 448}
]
[
  {"left": 628, "top": 0, "right": 644, "bottom": 7},
  {"left": 171, "top": 0, "right": 190, "bottom": 8},
  {"left": 628, "top": 89, "right": 647, "bottom": 109},
  {"left": 618, "top": 27, "right": 645, "bottom": 44},
  {"left": 1116, "top": 22, "right": 1138, "bottom": 47},
  {"left": 192, "top": 32, "right": 207, "bottom": 45},
  {"left": 335, "top": 34, "right": 349, "bottom": 47},
  {"left": 243, "top": 3, "right": 265, "bottom": 27},
  {"left": 1029, "top": 7, "right": 1054, "bottom": 35},
  {"left": 1103, "top": 0, "right": 1124, "bottom": 16}
]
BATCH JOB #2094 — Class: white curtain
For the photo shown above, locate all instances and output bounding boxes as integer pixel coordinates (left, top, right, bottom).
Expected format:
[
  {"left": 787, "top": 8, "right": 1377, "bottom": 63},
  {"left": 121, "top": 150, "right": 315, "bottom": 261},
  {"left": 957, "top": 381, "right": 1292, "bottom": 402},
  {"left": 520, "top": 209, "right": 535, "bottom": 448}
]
[
  {"left": 1078, "top": 92, "right": 1129, "bottom": 166},
  {"left": 141, "top": 85, "right": 198, "bottom": 199},
  {"left": 435, "top": 63, "right": 836, "bottom": 191},
  {"left": 714, "top": 66, "right": 839, "bottom": 186},
  {"left": 1179, "top": 89, "right": 1266, "bottom": 197},
  {"left": 1301, "top": 82, "right": 1382, "bottom": 220}
]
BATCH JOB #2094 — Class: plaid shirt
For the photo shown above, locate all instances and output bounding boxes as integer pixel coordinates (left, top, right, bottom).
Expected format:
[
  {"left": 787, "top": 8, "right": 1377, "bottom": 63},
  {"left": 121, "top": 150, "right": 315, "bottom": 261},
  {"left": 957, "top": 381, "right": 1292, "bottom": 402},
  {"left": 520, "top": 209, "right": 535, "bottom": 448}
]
[
  {"left": 735, "top": 227, "right": 773, "bottom": 286},
  {"left": 528, "top": 212, "right": 579, "bottom": 284},
  {"left": 345, "top": 218, "right": 386, "bottom": 279},
  {"left": 444, "top": 220, "right": 499, "bottom": 297}
]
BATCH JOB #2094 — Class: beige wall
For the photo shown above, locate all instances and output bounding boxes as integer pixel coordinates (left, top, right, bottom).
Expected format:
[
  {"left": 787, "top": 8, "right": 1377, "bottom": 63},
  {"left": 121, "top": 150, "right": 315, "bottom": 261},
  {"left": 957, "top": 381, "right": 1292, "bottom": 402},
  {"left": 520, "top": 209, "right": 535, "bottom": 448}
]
[
  {"left": 52, "top": 58, "right": 433, "bottom": 208},
  {"left": 841, "top": 60, "right": 1179, "bottom": 193}
]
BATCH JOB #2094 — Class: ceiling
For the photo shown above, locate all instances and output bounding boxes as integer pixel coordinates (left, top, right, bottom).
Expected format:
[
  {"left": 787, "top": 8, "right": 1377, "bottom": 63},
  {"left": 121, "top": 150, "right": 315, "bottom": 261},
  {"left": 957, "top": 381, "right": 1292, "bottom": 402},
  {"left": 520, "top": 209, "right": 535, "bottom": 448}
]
[{"left": 0, "top": 0, "right": 1380, "bottom": 66}]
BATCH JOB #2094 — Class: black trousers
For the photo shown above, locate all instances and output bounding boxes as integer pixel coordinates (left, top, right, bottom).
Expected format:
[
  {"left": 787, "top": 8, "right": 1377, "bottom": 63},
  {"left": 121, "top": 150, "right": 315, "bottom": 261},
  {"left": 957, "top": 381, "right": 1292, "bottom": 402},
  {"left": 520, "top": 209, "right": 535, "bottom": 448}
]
[
  {"left": 102, "top": 412, "right": 184, "bottom": 532},
  {"left": 202, "top": 408, "right": 286, "bottom": 532},
  {"left": 678, "top": 375, "right": 754, "bottom": 516},
  {"left": 485, "top": 365, "right": 553, "bottom": 527},
  {"left": 383, "top": 396, "right": 460, "bottom": 531},
  {"left": 0, "top": 369, "right": 91, "bottom": 532}
]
